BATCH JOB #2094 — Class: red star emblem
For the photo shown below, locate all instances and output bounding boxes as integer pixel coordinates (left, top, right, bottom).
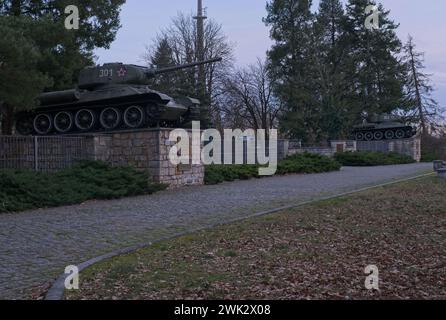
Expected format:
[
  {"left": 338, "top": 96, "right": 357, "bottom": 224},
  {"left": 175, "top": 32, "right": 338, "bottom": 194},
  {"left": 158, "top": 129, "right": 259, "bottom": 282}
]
[{"left": 117, "top": 67, "right": 127, "bottom": 77}]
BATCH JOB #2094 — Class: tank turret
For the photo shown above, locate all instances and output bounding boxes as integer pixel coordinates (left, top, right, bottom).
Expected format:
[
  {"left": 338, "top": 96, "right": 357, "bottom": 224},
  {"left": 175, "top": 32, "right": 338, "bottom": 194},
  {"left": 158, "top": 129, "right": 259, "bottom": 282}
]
[
  {"left": 78, "top": 57, "right": 222, "bottom": 90},
  {"left": 352, "top": 113, "right": 417, "bottom": 141},
  {"left": 15, "top": 57, "right": 222, "bottom": 136}
]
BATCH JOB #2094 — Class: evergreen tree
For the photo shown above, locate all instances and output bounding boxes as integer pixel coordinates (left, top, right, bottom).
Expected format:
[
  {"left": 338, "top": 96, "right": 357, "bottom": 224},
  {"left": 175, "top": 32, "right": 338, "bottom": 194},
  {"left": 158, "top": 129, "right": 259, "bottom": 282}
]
[
  {"left": 344, "top": 0, "right": 404, "bottom": 117},
  {"left": 0, "top": 0, "right": 126, "bottom": 134},
  {"left": 401, "top": 35, "right": 444, "bottom": 134},
  {"left": 265, "top": 0, "right": 406, "bottom": 142},
  {"left": 1, "top": 0, "right": 125, "bottom": 89},
  {"left": 264, "top": 0, "right": 318, "bottom": 142},
  {"left": 312, "top": 0, "right": 350, "bottom": 139},
  {"left": 149, "top": 38, "right": 177, "bottom": 94},
  {"left": 0, "top": 16, "right": 52, "bottom": 134}
]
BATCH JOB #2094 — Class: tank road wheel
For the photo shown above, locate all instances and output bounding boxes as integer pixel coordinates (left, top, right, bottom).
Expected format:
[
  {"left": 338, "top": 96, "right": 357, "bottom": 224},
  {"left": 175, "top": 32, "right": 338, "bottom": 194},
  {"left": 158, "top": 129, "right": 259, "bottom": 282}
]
[
  {"left": 124, "top": 106, "right": 145, "bottom": 129},
  {"left": 145, "top": 103, "right": 161, "bottom": 127},
  {"left": 395, "top": 129, "right": 405, "bottom": 139},
  {"left": 16, "top": 116, "right": 34, "bottom": 135},
  {"left": 355, "top": 132, "right": 365, "bottom": 141},
  {"left": 75, "top": 109, "right": 96, "bottom": 131},
  {"left": 54, "top": 112, "right": 74, "bottom": 133},
  {"left": 33, "top": 113, "right": 53, "bottom": 135},
  {"left": 100, "top": 107, "right": 121, "bottom": 130},
  {"left": 385, "top": 130, "right": 395, "bottom": 140},
  {"left": 405, "top": 128, "right": 414, "bottom": 138},
  {"left": 364, "top": 132, "right": 374, "bottom": 141},
  {"left": 374, "top": 131, "right": 384, "bottom": 140}
]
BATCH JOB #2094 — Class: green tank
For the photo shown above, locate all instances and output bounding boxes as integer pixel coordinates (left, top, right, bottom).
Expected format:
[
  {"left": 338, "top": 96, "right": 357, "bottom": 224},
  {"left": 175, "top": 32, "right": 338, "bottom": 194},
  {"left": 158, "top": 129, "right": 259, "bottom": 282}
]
[
  {"left": 352, "top": 113, "right": 417, "bottom": 141},
  {"left": 15, "top": 57, "right": 222, "bottom": 135}
]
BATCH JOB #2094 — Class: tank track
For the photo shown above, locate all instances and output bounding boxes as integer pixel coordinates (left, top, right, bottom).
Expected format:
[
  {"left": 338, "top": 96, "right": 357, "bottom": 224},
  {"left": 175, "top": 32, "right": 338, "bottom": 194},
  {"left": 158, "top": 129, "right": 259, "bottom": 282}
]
[
  {"left": 352, "top": 126, "right": 416, "bottom": 141},
  {"left": 15, "top": 101, "right": 186, "bottom": 136}
]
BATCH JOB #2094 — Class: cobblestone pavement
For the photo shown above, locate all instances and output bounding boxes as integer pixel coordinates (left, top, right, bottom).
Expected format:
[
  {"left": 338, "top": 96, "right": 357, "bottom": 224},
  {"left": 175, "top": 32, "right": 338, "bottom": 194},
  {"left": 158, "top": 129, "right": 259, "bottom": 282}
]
[{"left": 0, "top": 163, "right": 432, "bottom": 299}]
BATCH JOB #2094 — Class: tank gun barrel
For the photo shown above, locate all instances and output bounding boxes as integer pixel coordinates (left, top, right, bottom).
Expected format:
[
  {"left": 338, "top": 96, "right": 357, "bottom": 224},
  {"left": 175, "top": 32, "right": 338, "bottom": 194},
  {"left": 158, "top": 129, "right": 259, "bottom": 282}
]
[{"left": 145, "top": 57, "right": 222, "bottom": 77}]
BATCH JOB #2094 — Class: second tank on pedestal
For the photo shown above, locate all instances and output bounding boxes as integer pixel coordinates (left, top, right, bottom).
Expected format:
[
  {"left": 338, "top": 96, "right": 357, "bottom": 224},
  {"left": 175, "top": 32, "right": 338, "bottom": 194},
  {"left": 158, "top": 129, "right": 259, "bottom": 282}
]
[{"left": 352, "top": 113, "right": 417, "bottom": 141}]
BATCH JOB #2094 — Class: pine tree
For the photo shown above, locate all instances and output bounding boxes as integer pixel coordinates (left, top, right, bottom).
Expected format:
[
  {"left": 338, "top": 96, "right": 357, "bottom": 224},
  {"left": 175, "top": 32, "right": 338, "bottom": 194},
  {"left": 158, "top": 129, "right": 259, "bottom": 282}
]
[
  {"left": 149, "top": 38, "right": 177, "bottom": 94},
  {"left": 344, "top": 0, "right": 404, "bottom": 117},
  {"left": 401, "top": 35, "right": 444, "bottom": 134},
  {"left": 0, "top": 0, "right": 126, "bottom": 134},
  {"left": 265, "top": 0, "right": 318, "bottom": 142},
  {"left": 0, "top": 17, "right": 52, "bottom": 134},
  {"left": 312, "top": 0, "right": 350, "bottom": 139}
]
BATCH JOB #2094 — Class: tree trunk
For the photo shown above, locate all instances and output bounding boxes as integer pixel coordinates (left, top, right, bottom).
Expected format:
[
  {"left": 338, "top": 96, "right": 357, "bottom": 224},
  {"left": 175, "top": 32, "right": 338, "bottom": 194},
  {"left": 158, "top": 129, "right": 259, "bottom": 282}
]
[
  {"left": 1, "top": 104, "right": 14, "bottom": 135},
  {"left": 408, "top": 42, "right": 427, "bottom": 134},
  {"left": 10, "top": 0, "right": 22, "bottom": 16}
]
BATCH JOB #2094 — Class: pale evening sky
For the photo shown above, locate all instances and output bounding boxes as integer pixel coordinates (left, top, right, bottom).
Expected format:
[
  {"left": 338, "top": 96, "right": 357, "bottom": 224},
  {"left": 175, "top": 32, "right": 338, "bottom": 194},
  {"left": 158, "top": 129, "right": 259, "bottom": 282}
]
[{"left": 94, "top": 0, "right": 446, "bottom": 109}]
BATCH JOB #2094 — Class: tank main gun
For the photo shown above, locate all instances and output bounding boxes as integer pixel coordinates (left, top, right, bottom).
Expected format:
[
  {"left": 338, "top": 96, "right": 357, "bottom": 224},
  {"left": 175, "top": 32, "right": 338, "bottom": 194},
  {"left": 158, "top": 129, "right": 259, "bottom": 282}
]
[{"left": 143, "top": 57, "right": 222, "bottom": 78}]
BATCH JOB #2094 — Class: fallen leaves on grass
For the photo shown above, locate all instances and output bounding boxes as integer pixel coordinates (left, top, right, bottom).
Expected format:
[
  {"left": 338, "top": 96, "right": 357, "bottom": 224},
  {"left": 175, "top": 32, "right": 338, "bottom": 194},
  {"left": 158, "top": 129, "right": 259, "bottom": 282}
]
[{"left": 66, "top": 177, "right": 446, "bottom": 300}]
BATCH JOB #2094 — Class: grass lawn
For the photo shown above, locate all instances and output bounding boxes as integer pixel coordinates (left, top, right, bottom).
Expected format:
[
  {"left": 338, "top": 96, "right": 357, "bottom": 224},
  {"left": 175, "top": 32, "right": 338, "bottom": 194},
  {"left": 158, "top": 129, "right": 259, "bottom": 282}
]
[{"left": 65, "top": 176, "right": 446, "bottom": 300}]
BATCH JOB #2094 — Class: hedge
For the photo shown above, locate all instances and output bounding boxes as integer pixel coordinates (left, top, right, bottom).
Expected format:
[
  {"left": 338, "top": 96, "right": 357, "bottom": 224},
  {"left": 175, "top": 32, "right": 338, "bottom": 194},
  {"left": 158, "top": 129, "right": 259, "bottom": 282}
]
[
  {"left": 334, "top": 151, "right": 415, "bottom": 166},
  {"left": 205, "top": 153, "right": 341, "bottom": 185},
  {"left": 0, "top": 161, "right": 167, "bottom": 213}
]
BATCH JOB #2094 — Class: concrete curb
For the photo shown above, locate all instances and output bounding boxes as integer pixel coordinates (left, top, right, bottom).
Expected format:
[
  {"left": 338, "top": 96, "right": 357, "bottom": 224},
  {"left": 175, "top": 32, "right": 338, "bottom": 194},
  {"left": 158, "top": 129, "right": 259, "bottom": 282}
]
[{"left": 45, "top": 171, "right": 435, "bottom": 300}]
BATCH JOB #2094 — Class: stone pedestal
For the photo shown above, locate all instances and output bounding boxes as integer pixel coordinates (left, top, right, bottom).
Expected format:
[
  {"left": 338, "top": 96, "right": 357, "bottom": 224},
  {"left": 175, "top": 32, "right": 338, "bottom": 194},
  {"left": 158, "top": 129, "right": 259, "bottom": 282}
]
[
  {"left": 433, "top": 160, "right": 445, "bottom": 171},
  {"left": 330, "top": 140, "right": 357, "bottom": 153},
  {"left": 357, "top": 136, "right": 421, "bottom": 162},
  {"left": 90, "top": 129, "right": 204, "bottom": 188},
  {"left": 438, "top": 168, "right": 446, "bottom": 180}
]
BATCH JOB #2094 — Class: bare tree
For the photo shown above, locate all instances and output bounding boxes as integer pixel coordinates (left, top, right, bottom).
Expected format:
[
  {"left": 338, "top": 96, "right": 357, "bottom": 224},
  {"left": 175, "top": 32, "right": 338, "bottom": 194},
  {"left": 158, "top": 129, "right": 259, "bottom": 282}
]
[
  {"left": 220, "top": 59, "right": 281, "bottom": 132},
  {"left": 143, "top": 12, "right": 234, "bottom": 127}
]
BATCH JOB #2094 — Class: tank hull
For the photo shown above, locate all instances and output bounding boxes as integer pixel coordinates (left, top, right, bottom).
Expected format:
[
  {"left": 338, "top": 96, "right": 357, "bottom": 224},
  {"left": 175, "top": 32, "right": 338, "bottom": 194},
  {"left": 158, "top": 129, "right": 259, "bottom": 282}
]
[{"left": 15, "top": 86, "right": 201, "bottom": 136}]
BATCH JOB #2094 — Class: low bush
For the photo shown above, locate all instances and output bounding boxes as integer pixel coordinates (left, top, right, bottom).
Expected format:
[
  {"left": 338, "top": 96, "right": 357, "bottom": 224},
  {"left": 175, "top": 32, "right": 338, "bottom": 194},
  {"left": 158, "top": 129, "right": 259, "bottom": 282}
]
[
  {"left": 205, "top": 153, "right": 341, "bottom": 185},
  {"left": 335, "top": 151, "right": 415, "bottom": 166},
  {"left": 277, "top": 152, "right": 341, "bottom": 175},
  {"left": 0, "top": 160, "right": 167, "bottom": 213},
  {"left": 204, "top": 165, "right": 259, "bottom": 185}
]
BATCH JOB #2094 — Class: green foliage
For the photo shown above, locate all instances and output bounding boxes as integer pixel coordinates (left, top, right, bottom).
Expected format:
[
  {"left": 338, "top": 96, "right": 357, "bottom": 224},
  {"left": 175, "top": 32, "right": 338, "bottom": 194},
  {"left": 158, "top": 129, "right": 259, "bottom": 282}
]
[
  {"left": 204, "top": 165, "right": 259, "bottom": 185},
  {"left": 149, "top": 37, "right": 177, "bottom": 94},
  {"left": 277, "top": 152, "right": 342, "bottom": 175},
  {"left": 0, "top": 161, "right": 167, "bottom": 213},
  {"left": 344, "top": 0, "right": 404, "bottom": 114},
  {"left": 0, "top": 16, "right": 52, "bottom": 109},
  {"left": 1, "top": 1, "right": 126, "bottom": 133},
  {"left": 335, "top": 151, "right": 415, "bottom": 166},
  {"left": 265, "top": 0, "right": 405, "bottom": 142},
  {"left": 420, "top": 151, "right": 437, "bottom": 163},
  {"left": 205, "top": 153, "right": 341, "bottom": 185},
  {"left": 400, "top": 37, "right": 445, "bottom": 132},
  {"left": 1, "top": 1, "right": 126, "bottom": 91}
]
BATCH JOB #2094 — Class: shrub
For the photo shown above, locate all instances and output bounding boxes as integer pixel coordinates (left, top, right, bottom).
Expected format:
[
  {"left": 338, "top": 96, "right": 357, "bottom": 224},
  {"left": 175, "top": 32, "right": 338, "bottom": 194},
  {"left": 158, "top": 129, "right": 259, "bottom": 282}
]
[
  {"left": 334, "top": 151, "right": 415, "bottom": 166},
  {"left": 277, "top": 152, "right": 341, "bottom": 175},
  {"left": 205, "top": 153, "right": 341, "bottom": 185},
  {"left": 204, "top": 165, "right": 259, "bottom": 185},
  {"left": 0, "top": 161, "right": 167, "bottom": 213}
]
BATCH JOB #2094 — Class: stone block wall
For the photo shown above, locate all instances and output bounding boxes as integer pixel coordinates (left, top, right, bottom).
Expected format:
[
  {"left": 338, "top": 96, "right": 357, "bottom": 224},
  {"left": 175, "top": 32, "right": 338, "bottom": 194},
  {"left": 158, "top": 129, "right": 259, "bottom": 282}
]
[
  {"left": 279, "top": 137, "right": 421, "bottom": 162},
  {"left": 357, "top": 136, "right": 421, "bottom": 162},
  {"left": 288, "top": 147, "right": 335, "bottom": 158},
  {"left": 284, "top": 141, "right": 356, "bottom": 158},
  {"left": 91, "top": 129, "right": 204, "bottom": 188}
]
